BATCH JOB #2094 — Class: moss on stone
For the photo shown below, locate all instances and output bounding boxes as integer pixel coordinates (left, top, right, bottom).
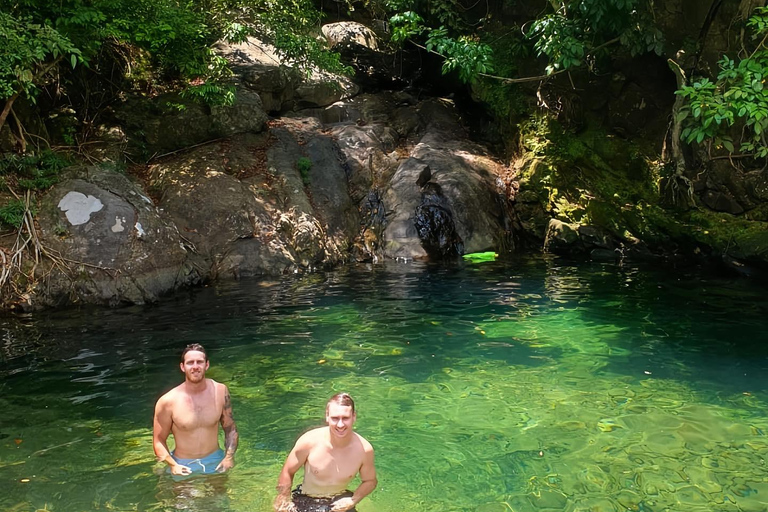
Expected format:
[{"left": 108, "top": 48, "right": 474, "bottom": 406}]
[
  {"left": 514, "top": 112, "right": 768, "bottom": 263},
  {"left": 517, "top": 116, "right": 660, "bottom": 227},
  {"left": 687, "top": 209, "right": 768, "bottom": 259}
]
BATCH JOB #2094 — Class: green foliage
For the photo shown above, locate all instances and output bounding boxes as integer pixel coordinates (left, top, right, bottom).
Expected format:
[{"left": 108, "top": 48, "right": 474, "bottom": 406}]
[
  {"left": 387, "top": 0, "right": 661, "bottom": 83},
  {"left": 0, "top": 0, "right": 352, "bottom": 121},
  {"left": 470, "top": 25, "right": 529, "bottom": 126},
  {"left": 529, "top": 15, "right": 585, "bottom": 74},
  {"left": 297, "top": 156, "right": 311, "bottom": 186},
  {"left": 426, "top": 28, "right": 493, "bottom": 81},
  {"left": 0, "top": 11, "right": 82, "bottom": 101},
  {"left": 390, "top": 11, "right": 425, "bottom": 44},
  {"left": 0, "top": 150, "right": 69, "bottom": 191},
  {"left": 389, "top": 12, "right": 494, "bottom": 82},
  {"left": 0, "top": 199, "right": 30, "bottom": 229},
  {"left": 178, "top": 53, "right": 236, "bottom": 106},
  {"left": 254, "top": 0, "right": 353, "bottom": 77},
  {"left": 386, "top": 0, "right": 497, "bottom": 83},
  {"left": 528, "top": 0, "right": 663, "bottom": 74},
  {"left": 676, "top": 7, "right": 768, "bottom": 157}
]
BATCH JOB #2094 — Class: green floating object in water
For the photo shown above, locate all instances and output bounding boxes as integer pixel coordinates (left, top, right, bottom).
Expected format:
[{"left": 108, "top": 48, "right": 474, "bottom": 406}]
[{"left": 462, "top": 251, "right": 498, "bottom": 262}]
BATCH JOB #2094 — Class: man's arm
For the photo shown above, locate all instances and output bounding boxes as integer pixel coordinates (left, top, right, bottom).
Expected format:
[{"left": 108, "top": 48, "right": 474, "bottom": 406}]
[
  {"left": 332, "top": 443, "right": 377, "bottom": 512},
  {"left": 153, "top": 396, "right": 191, "bottom": 476},
  {"left": 216, "top": 385, "right": 238, "bottom": 472},
  {"left": 274, "top": 437, "right": 309, "bottom": 512}
]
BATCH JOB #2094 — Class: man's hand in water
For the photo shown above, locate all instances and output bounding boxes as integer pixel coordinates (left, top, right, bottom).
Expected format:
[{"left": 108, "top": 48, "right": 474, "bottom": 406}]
[
  {"left": 330, "top": 497, "right": 356, "bottom": 512},
  {"left": 273, "top": 495, "right": 298, "bottom": 512},
  {"left": 216, "top": 455, "right": 235, "bottom": 472},
  {"left": 170, "top": 464, "right": 193, "bottom": 476}
]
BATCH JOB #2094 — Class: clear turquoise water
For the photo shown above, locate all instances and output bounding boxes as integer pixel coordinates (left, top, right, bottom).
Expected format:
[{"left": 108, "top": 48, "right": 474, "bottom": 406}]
[{"left": 1, "top": 257, "right": 767, "bottom": 512}]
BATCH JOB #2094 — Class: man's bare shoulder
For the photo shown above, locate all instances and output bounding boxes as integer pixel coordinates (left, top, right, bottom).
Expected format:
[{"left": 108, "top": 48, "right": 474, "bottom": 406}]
[
  {"left": 354, "top": 432, "right": 374, "bottom": 452},
  {"left": 156, "top": 383, "right": 185, "bottom": 405},
  {"left": 211, "top": 379, "right": 228, "bottom": 394},
  {"left": 295, "top": 427, "right": 327, "bottom": 446},
  {"left": 154, "top": 385, "right": 183, "bottom": 421}
]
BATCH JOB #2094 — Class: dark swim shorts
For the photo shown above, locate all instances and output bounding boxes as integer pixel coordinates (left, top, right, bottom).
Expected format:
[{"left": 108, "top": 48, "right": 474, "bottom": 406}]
[{"left": 291, "top": 486, "right": 356, "bottom": 512}]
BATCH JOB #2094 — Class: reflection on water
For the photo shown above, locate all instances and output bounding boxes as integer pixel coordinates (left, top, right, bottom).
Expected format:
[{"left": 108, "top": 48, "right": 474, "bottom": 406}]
[
  {"left": 152, "top": 473, "right": 231, "bottom": 512},
  {"left": 1, "top": 256, "right": 767, "bottom": 512}
]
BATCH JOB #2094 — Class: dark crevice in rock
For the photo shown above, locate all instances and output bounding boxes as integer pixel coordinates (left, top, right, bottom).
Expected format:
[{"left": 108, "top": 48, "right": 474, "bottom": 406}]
[{"left": 414, "top": 182, "right": 464, "bottom": 259}]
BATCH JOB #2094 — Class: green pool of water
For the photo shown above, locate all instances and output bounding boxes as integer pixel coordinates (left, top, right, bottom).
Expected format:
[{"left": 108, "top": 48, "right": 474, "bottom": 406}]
[{"left": 1, "top": 257, "right": 767, "bottom": 512}]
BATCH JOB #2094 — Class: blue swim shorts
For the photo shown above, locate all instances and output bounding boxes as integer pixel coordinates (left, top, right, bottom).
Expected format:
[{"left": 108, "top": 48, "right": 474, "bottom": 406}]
[{"left": 171, "top": 448, "right": 225, "bottom": 475}]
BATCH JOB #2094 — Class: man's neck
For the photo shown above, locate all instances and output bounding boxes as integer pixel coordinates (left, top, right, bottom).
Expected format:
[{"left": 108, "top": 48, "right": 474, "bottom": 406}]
[{"left": 183, "top": 378, "right": 208, "bottom": 394}]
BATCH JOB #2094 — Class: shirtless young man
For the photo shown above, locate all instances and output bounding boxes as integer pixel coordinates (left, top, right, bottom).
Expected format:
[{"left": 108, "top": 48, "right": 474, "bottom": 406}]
[
  {"left": 274, "top": 393, "right": 377, "bottom": 512},
  {"left": 153, "top": 344, "right": 238, "bottom": 476}
]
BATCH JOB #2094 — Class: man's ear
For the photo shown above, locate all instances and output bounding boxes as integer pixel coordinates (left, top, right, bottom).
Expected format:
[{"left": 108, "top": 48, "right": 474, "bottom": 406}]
[
  {"left": 205, "top": 360, "right": 210, "bottom": 370},
  {"left": 180, "top": 362, "right": 185, "bottom": 373}
]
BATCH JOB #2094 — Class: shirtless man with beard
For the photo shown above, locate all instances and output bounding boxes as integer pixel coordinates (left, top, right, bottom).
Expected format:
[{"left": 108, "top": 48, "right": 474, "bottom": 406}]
[
  {"left": 153, "top": 344, "right": 238, "bottom": 476},
  {"left": 274, "top": 393, "right": 377, "bottom": 512}
]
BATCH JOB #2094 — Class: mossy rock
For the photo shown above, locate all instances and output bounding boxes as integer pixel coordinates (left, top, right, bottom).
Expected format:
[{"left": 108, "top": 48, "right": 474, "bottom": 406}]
[{"left": 687, "top": 210, "right": 768, "bottom": 259}]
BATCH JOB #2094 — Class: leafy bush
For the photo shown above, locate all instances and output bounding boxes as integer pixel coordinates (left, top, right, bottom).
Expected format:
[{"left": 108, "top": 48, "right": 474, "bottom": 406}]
[
  {"left": 297, "top": 157, "right": 312, "bottom": 186},
  {"left": 389, "top": 10, "right": 493, "bottom": 83},
  {"left": 0, "top": 0, "right": 352, "bottom": 133},
  {"left": 0, "top": 151, "right": 69, "bottom": 191},
  {"left": 528, "top": 0, "right": 663, "bottom": 75},
  {"left": 677, "top": 7, "right": 768, "bottom": 157},
  {"left": 0, "top": 199, "right": 29, "bottom": 229},
  {"left": 387, "top": 0, "right": 662, "bottom": 83},
  {"left": 0, "top": 11, "right": 82, "bottom": 101}
]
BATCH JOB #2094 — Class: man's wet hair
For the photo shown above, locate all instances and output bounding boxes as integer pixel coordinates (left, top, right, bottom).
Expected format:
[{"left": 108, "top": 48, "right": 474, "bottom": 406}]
[
  {"left": 181, "top": 343, "right": 207, "bottom": 363},
  {"left": 327, "top": 392, "right": 355, "bottom": 413}
]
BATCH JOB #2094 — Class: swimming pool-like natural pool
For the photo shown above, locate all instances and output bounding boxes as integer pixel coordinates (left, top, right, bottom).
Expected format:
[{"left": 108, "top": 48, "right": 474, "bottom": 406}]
[{"left": 1, "top": 257, "right": 767, "bottom": 512}]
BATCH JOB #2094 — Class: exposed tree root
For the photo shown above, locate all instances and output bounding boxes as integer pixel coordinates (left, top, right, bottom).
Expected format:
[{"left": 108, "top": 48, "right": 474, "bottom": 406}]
[
  {"left": 663, "top": 58, "right": 695, "bottom": 206},
  {"left": 0, "top": 189, "right": 117, "bottom": 309}
]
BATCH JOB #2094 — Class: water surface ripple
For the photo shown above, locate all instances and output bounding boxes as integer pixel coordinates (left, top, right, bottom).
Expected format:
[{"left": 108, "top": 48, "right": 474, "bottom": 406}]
[{"left": 1, "top": 257, "right": 767, "bottom": 512}]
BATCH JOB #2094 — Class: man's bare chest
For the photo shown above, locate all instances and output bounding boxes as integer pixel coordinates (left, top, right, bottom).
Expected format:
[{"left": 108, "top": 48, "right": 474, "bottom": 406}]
[
  {"left": 306, "top": 447, "right": 362, "bottom": 482},
  {"left": 172, "top": 393, "right": 221, "bottom": 430}
]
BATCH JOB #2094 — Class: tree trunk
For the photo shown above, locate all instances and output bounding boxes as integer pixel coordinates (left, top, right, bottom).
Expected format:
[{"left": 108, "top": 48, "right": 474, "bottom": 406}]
[
  {"left": 0, "top": 92, "right": 19, "bottom": 134},
  {"left": 739, "top": 0, "right": 768, "bottom": 20}
]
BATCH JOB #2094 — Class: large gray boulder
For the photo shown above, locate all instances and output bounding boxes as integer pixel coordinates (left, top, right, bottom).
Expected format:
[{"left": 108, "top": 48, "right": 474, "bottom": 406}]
[
  {"left": 215, "top": 37, "right": 359, "bottom": 113},
  {"left": 215, "top": 38, "right": 302, "bottom": 113},
  {"left": 322, "top": 22, "right": 381, "bottom": 51},
  {"left": 32, "top": 166, "right": 196, "bottom": 307},
  {"left": 146, "top": 126, "right": 359, "bottom": 278},
  {"left": 380, "top": 100, "right": 511, "bottom": 260},
  {"left": 116, "top": 87, "right": 268, "bottom": 156}
]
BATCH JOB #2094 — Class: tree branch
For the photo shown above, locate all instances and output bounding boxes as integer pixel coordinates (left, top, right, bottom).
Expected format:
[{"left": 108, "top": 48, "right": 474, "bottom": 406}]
[
  {"left": 0, "top": 56, "right": 63, "bottom": 133},
  {"left": 478, "top": 37, "right": 621, "bottom": 84}
]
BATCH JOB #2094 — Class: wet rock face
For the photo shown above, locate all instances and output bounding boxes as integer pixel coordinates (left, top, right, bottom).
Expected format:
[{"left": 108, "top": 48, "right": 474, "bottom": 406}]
[
  {"left": 147, "top": 127, "right": 358, "bottom": 278},
  {"left": 355, "top": 190, "right": 386, "bottom": 261},
  {"left": 414, "top": 183, "right": 464, "bottom": 259}
]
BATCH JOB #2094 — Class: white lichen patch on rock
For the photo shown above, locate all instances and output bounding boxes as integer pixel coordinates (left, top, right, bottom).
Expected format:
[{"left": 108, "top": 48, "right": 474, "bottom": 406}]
[
  {"left": 58, "top": 191, "right": 104, "bottom": 225},
  {"left": 111, "top": 216, "right": 127, "bottom": 233}
]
